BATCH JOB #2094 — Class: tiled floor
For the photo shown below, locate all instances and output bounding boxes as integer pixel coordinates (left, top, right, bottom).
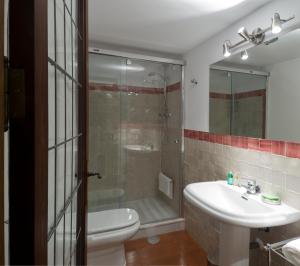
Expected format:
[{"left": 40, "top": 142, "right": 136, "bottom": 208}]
[
  {"left": 125, "top": 231, "right": 208, "bottom": 266},
  {"left": 122, "top": 197, "right": 178, "bottom": 224}
]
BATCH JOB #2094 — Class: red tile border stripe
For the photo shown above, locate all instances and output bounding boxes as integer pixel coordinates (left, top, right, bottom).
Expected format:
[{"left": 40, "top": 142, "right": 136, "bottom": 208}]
[
  {"left": 235, "top": 89, "right": 266, "bottom": 99},
  {"left": 89, "top": 82, "right": 181, "bottom": 95},
  {"left": 89, "top": 83, "right": 163, "bottom": 94},
  {"left": 184, "top": 129, "right": 300, "bottom": 159},
  {"left": 286, "top": 142, "right": 300, "bottom": 159},
  {"left": 166, "top": 82, "right": 181, "bottom": 92},
  {"left": 209, "top": 92, "right": 231, "bottom": 100},
  {"left": 209, "top": 89, "right": 266, "bottom": 100}
]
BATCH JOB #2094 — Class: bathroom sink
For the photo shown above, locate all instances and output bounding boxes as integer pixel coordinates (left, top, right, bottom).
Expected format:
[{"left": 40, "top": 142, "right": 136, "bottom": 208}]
[
  {"left": 184, "top": 181, "right": 300, "bottom": 266},
  {"left": 184, "top": 180, "right": 300, "bottom": 228},
  {"left": 123, "top": 144, "right": 158, "bottom": 152}
]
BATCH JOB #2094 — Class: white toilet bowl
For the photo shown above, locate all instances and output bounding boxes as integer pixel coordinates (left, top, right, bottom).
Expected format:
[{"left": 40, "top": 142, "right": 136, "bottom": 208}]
[{"left": 87, "top": 208, "right": 140, "bottom": 266}]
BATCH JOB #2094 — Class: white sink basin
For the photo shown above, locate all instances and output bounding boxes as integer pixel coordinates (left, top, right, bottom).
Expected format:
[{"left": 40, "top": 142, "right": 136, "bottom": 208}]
[
  {"left": 184, "top": 180, "right": 300, "bottom": 228},
  {"left": 184, "top": 181, "right": 300, "bottom": 266}
]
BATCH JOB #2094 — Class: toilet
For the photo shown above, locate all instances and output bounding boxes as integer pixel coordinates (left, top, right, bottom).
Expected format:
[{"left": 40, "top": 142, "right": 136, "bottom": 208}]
[{"left": 87, "top": 208, "right": 140, "bottom": 266}]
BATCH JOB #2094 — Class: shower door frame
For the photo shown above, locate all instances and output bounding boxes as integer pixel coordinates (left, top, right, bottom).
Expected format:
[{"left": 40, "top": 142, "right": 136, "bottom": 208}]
[
  {"left": 89, "top": 47, "right": 185, "bottom": 65},
  {"left": 88, "top": 47, "right": 186, "bottom": 219}
]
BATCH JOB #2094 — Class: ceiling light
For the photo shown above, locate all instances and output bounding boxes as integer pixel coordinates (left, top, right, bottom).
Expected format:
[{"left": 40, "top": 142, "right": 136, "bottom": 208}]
[
  {"left": 241, "top": 50, "right": 248, "bottom": 60},
  {"left": 272, "top": 13, "right": 282, "bottom": 34},
  {"left": 238, "top": 27, "right": 251, "bottom": 40},
  {"left": 223, "top": 41, "right": 231, "bottom": 57}
]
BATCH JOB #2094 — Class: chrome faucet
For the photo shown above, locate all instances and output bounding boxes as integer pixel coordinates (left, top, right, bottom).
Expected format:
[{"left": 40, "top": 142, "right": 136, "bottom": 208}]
[{"left": 239, "top": 178, "right": 260, "bottom": 194}]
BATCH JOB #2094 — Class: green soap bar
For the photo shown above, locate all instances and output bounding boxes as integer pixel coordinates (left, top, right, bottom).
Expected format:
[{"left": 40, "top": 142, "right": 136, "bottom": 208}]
[{"left": 262, "top": 194, "right": 280, "bottom": 201}]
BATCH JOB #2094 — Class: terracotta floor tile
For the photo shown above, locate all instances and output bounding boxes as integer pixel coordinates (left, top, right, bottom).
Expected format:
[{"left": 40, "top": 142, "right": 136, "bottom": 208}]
[{"left": 125, "top": 231, "right": 208, "bottom": 266}]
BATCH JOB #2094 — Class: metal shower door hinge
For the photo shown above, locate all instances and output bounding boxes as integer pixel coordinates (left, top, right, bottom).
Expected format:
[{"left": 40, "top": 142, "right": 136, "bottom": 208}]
[{"left": 4, "top": 56, "right": 26, "bottom": 131}]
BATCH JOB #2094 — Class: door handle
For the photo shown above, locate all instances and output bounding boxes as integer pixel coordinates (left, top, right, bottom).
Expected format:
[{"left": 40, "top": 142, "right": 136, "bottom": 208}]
[{"left": 87, "top": 172, "right": 102, "bottom": 179}]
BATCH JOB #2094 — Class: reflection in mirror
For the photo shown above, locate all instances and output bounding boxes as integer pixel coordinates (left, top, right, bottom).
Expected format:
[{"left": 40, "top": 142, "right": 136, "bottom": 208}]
[{"left": 210, "top": 28, "right": 300, "bottom": 143}]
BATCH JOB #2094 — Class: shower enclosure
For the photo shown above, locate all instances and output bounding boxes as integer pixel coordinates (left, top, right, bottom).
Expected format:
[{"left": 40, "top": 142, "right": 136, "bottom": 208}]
[{"left": 88, "top": 50, "right": 183, "bottom": 225}]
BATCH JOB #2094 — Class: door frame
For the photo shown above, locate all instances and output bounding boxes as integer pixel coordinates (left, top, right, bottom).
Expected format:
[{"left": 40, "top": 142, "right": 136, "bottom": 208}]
[
  {"left": 77, "top": 0, "right": 88, "bottom": 264},
  {"left": 0, "top": 0, "right": 4, "bottom": 264},
  {"left": 8, "top": 0, "right": 88, "bottom": 264},
  {"left": 9, "top": 0, "right": 49, "bottom": 263}
]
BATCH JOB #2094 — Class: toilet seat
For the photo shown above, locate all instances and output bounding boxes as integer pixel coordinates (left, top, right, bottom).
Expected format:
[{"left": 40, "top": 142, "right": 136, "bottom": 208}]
[
  {"left": 88, "top": 208, "right": 139, "bottom": 234},
  {"left": 87, "top": 208, "right": 140, "bottom": 249}
]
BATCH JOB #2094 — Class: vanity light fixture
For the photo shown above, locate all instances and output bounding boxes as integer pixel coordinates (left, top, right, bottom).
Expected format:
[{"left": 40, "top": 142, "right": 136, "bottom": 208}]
[
  {"left": 241, "top": 50, "right": 248, "bottom": 60},
  {"left": 272, "top": 13, "right": 285, "bottom": 34},
  {"left": 223, "top": 40, "right": 232, "bottom": 57},
  {"left": 222, "top": 13, "right": 295, "bottom": 57},
  {"left": 238, "top": 27, "right": 251, "bottom": 41}
]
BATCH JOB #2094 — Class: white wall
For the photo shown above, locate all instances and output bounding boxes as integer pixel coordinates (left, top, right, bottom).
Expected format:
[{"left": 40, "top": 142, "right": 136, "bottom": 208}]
[
  {"left": 184, "top": 0, "right": 300, "bottom": 131},
  {"left": 265, "top": 57, "right": 300, "bottom": 142}
]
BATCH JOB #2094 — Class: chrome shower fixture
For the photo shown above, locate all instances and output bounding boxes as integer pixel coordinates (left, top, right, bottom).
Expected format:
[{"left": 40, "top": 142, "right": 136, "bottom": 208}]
[
  {"left": 238, "top": 26, "right": 265, "bottom": 45},
  {"left": 222, "top": 13, "right": 295, "bottom": 58},
  {"left": 238, "top": 27, "right": 251, "bottom": 41}
]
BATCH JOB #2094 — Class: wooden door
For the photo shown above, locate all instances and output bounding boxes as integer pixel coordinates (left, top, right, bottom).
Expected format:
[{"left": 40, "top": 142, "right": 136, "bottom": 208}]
[
  {"left": 8, "top": 0, "right": 88, "bottom": 264},
  {"left": 0, "top": 0, "right": 4, "bottom": 264}
]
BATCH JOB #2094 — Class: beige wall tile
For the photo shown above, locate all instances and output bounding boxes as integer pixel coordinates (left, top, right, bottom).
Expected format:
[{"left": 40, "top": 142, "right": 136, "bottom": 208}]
[{"left": 184, "top": 137, "right": 300, "bottom": 266}]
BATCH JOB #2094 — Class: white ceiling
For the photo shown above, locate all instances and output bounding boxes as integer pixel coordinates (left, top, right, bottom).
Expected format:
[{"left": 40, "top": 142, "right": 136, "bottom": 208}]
[{"left": 88, "top": 0, "right": 273, "bottom": 55}]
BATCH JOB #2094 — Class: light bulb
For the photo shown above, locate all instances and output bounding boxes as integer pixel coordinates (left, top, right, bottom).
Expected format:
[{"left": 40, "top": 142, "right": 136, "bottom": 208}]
[
  {"left": 241, "top": 50, "right": 248, "bottom": 60},
  {"left": 223, "top": 41, "right": 231, "bottom": 57},
  {"left": 272, "top": 13, "right": 282, "bottom": 34}
]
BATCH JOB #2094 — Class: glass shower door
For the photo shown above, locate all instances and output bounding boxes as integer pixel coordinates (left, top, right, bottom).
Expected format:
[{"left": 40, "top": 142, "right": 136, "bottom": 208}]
[
  {"left": 88, "top": 54, "right": 126, "bottom": 211},
  {"left": 88, "top": 54, "right": 183, "bottom": 225},
  {"left": 160, "top": 64, "right": 183, "bottom": 217},
  {"left": 121, "top": 60, "right": 183, "bottom": 223},
  {"left": 120, "top": 59, "right": 165, "bottom": 224}
]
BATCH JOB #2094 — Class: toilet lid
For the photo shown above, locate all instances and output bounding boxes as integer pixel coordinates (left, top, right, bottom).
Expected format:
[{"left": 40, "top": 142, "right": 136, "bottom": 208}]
[{"left": 88, "top": 208, "right": 139, "bottom": 235}]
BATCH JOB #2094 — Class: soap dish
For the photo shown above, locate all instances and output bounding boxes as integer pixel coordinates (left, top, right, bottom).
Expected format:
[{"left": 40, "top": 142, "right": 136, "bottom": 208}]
[{"left": 262, "top": 194, "right": 281, "bottom": 205}]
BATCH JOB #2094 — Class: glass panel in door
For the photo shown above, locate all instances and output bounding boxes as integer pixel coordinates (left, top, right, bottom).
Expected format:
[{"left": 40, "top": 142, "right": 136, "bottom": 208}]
[
  {"left": 120, "top": 59, "right": 165, "bottom": 224},
  {"left": 160, "top": 64, "right": 182, "bottom": 217},
  {"left": 48, "top": 0, "right": 82, "bottom": 264},
  {"left": 88, "top": 54, "right": 126, "bottom": 211},
  {"left": 121, "top": 60, "right": 182, "bottom": 224}
]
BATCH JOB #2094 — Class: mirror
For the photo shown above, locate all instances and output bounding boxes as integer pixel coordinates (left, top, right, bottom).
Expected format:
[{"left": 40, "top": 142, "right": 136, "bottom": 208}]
[{"left": 209, "top": 28, "right": 300, "bottom": 143}]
